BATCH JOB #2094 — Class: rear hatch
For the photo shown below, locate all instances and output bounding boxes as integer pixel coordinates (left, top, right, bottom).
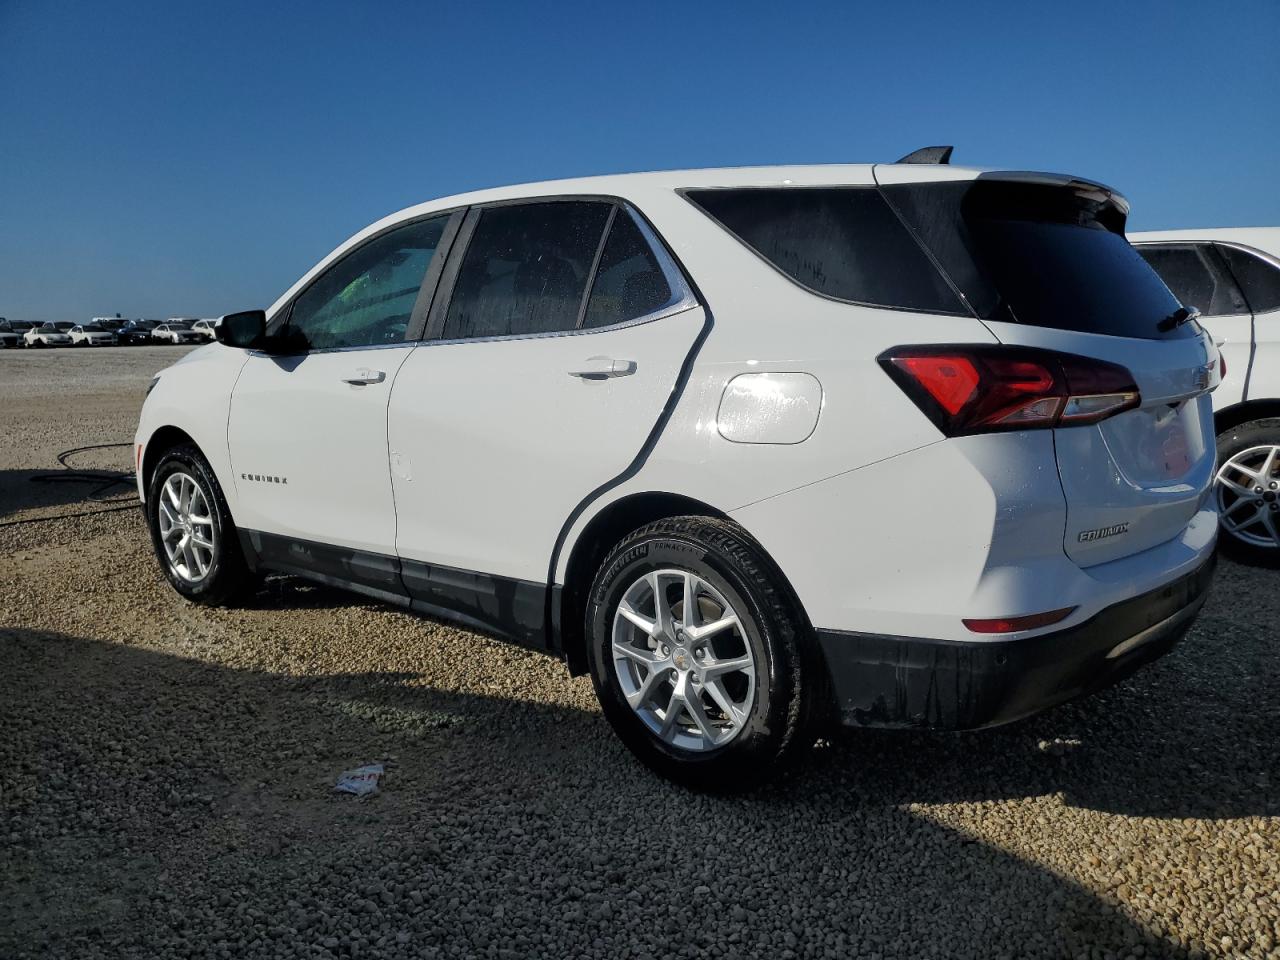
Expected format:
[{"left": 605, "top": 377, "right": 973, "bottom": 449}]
[{"left": 878, "top": 169, "right": 1218, "bottom": 567}]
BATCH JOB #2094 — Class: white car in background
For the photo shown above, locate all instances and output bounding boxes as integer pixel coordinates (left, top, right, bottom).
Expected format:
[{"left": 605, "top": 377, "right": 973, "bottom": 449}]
[
  {"left": 1133, "top": 229, "right": 1280, "bottom": 564},
  {"left": 24, "top": 322, "right": 74, "bottom": 347},
  {"left": 69, "top": 323, "right": 118, "bottom": 347},
  {"left": 136, "top": 155, "right": 1220, "bottom": 787},
  {"left": 191, "top": 318, "right": 219, "bottom": 340},
  {"left": 151, "top": 321, "right": 205, "bottom": 345}
]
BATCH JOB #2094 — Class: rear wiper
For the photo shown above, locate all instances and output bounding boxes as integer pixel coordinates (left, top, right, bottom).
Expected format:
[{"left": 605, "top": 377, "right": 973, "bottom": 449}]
[{"left": 1157, "top": 305, "right": 1201, "bottom": 333}]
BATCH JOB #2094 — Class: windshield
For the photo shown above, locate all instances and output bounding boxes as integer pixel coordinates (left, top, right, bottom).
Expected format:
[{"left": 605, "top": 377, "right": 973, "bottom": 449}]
[
  {"left": 881, "top": 179, "right": 1191, "bottom": 341},
  {"left": 83, "top": 324, "right": 106, "bottom": 332}
]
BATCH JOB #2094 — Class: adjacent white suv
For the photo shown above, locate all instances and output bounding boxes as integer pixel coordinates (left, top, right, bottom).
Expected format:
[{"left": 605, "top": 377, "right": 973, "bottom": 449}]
[
  {"left": 136, "top": 158, "right": 1220, "bottom": 787},
  {"left": 1131, "top": 229, "right": 1280, "bottom": 565}
]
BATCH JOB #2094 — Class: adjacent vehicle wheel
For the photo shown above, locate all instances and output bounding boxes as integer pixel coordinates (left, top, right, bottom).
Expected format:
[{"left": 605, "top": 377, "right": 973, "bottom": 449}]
[
  {"left": 586, "top": 516, "right": 826, "bottom": 791},
  {"left": 146, "top": 444, "right": 255, "bottom": 604},
  {"left": 1215, "top": 418, "right": 1280, "bottom": 567}
]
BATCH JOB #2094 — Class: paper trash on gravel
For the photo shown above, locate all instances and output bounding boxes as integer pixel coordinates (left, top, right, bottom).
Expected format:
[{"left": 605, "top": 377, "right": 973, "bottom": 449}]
[{"left": 334, "top": 763, "right": 385, "bottom": 797}]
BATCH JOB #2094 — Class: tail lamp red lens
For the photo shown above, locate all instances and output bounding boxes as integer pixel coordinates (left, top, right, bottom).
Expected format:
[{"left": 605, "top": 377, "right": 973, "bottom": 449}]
[
  {"left": 879, "top": 345, "right": 1140, "bottom": 436},
  {"left": 963, "top": 606, "right": 1077, "bottom": 634}
]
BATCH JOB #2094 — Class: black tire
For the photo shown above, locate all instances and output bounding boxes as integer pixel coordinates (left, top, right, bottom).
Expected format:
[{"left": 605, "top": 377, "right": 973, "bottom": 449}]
[
  {"left": 1215, "top": 418, "right": 1280, "bottom": 567},
  {"left": 146, "top": 443, "right": 256, "bottom": 605},
  {"left": 586, "top": 516, "right": 827, "bottom": 791}
]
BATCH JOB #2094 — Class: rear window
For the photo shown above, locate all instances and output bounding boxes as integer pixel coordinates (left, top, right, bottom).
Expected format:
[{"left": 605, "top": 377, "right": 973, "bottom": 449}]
[
  {"left": 883, "top": 180, "right": 1192, "bottom": 341},
  {"left": 684, "top": 187, "right": 964, "bottom": 314},
  {"left": 687, "top": 180, "right": 1190, "bottom": 341}
]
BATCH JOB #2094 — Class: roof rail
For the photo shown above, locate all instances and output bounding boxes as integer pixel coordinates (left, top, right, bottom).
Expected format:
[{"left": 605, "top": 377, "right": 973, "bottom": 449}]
[{"left": 896, "top": 145, "right": 953, "bottom": 165}]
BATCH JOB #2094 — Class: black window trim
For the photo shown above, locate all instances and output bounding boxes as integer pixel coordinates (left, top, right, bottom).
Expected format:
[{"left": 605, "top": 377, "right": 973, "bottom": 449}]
[
  {"left": 421, "top": 193, "right": 698, "bottom": 346},
  {"left": 262, "top": 208, "right": 467, "bottom": 356},
  {"left": 677, "top": 184, "right": 973, "bottom": 319}
]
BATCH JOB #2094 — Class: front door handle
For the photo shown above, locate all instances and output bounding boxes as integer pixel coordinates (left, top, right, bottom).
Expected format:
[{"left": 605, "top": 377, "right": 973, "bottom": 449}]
[
  {"left": 342, "top": 368, "right": 386, "bottom": 386},
  {"left": 568, "top": 357, "right": 637, "bottom": 380}
]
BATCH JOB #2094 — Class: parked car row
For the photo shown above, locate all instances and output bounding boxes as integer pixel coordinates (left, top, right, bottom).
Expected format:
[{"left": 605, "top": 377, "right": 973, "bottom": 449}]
[
  {"left": 136, "top": 150, "right": 1269, "bottom": 789},
  {"left": 0, "top": 317, "right": 218, "bottom": 347}
]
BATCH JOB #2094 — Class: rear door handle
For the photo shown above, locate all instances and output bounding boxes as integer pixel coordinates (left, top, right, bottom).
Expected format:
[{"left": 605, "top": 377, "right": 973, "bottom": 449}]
[
  {"left": 568, "top": 357, "right": 637, "bottom": 380},
  {"left": 342, "top": 368, "right": 386, "bottom": 386}
]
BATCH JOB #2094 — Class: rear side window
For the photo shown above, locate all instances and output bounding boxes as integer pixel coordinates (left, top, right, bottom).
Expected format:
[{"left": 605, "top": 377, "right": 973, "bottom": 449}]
[
  {"left": 443, "top": 202, "right": 611, "bottom": 339},
  {"left": 685, "top": 187, "right": 965, "bottom": 314},
  {"left": 582, "top": 211, "right": 675, "bottom": 328},
  {"left": 1217, "top": 244, "right": 1280, "bottom": 314},
  {"left": 1136, "top": 245, "right": 1249, "bottom": 316}
]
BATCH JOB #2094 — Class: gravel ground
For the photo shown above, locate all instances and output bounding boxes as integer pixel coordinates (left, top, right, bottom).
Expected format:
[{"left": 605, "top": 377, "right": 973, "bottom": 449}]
[{"left": 1, "top": 347, "right": 1277, "bottom": 960}]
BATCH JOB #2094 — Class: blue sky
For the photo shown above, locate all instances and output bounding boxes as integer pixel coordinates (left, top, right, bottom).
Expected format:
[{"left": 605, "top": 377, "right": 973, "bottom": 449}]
[{"left": 1, "top": 0, "right": 1277, "bottom": 323}]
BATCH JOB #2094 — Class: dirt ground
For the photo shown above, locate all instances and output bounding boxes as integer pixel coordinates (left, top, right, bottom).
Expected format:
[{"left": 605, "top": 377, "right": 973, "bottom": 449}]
[{"left": 1, "top": 346, "right": 1277, "bottom": 960}]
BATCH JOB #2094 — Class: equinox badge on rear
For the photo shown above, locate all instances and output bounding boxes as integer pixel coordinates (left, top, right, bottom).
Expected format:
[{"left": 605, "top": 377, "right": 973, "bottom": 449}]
[{"left": 1079, "top": 522, "right": 1131, "bottom": 543}]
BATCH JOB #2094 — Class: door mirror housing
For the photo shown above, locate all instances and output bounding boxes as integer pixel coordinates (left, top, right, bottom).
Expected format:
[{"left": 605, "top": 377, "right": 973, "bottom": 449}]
[{"left": 214, "top": 310, "right": 267, "bottom": 349}]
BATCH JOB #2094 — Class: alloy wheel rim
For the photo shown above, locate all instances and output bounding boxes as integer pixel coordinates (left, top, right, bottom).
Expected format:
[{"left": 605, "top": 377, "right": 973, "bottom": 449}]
[
  {"left": 610, "top": 568, "right": 756, "bottom": 752},
  {"left": 157, "top": 471, "right": 217, "bottom": 582},
  {"left": 1216, "top": 444, "right": 1280, "bottom": 549}
]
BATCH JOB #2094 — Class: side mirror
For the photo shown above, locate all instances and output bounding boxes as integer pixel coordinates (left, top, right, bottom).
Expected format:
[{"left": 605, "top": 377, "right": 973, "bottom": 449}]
[{"left": 214, "top": 310, "right": 266, "bottom": 349}]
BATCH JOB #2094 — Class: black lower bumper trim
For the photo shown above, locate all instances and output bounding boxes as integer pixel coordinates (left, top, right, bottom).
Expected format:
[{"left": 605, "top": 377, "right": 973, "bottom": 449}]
[{"left": 817, "top": 555, "right": 1216, "bottom": 730}]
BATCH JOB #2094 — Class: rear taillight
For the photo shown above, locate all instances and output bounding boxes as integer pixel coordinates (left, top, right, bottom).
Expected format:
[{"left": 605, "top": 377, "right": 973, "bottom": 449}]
[{"left": 879, "top": 345, "right": 1140, "bottom": 436}]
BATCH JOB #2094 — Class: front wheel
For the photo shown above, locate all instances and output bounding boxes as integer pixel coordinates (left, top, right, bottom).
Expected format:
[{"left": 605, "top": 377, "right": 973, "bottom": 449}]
[
  {"left": 1215, "top": 418, "right": 1280, "bottom": 567},
  {"left": 146, "top": 444, "right": 255, "bottom": 605},
  {"left": 586, "top": 516, "right": 826, "bottom": 790}
]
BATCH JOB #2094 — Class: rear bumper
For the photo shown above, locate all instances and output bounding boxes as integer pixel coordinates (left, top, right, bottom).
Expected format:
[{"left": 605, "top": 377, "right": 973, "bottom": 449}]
[{"left": 817, "top": 554, "right": 1215, "bottom": 730}]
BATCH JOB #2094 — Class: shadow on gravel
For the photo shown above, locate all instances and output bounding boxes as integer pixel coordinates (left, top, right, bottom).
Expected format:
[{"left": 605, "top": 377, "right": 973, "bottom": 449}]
[
  {"left": 0, "top": 468, "right": 135, "bottom": 520},
  {"left": 804, "top": 566, "right": 1278, "bottom": 823},
  {"left": 2, "top": 626, "right": 1195, "bottom": 959},
  {"left": 247, "top": 569, "right": 1278, "bottom": 824}
]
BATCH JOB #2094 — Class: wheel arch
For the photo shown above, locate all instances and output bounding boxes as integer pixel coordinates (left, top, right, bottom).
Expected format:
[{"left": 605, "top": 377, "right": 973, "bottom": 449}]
[
  {"left": 1215, "top": 398, "right": 1280, "bottom": 436},
  {"left": 555, "top": 491, "right": 811, "bottom": 677},
  {"left": 140, "top": 425, "right": 198, "bottom": 497}
]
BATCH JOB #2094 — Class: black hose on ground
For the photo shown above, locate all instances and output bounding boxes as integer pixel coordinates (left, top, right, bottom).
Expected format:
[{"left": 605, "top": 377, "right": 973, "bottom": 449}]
[{"left": 1, "top": 442, "right": 140, "bottom": 528}]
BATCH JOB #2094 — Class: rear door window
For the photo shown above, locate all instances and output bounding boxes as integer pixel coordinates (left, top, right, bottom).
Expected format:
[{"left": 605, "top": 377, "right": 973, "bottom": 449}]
[
  {"left": 581, "top": 210, "right": 676, "bottom": 328},
  {"left": 685, "top": 187, "right": 965, "bottom": 314},
  {"left": 1217, "top": 244, "right": 1280, "bottom": 314},
  {"left": 442, "top": 202, "right": 612, "bottom": 339},
  {"left": 1136, "top": 244, "right": 1249, "bottom": 316}
]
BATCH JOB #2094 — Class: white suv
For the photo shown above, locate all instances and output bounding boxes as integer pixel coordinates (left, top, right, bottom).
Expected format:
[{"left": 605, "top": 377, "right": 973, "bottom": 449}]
[
  {"left": 136, "top": 157, "right": 1220, "bottom": 787},
  {"left": 1131, "top": 229, "right": 1280, "bottom": 565}
]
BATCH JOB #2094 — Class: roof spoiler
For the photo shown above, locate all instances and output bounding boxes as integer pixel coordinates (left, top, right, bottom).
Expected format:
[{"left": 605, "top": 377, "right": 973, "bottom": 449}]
[{"left": 896, "top": 145, "right": 953, "bottom": 165}]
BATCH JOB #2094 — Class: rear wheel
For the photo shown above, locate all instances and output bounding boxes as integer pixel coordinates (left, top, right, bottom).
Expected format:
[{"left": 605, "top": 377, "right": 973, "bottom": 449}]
[
  {"left": 586, "top": 516, "right": 825, "bottom": 790},
  {"left": 1215, "top": 418, "right": 1280, "bottom": 566},
  {"left": 147, "top": 444, "right": 255, "bottom": 604}
]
